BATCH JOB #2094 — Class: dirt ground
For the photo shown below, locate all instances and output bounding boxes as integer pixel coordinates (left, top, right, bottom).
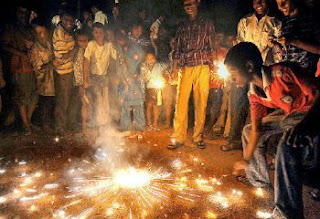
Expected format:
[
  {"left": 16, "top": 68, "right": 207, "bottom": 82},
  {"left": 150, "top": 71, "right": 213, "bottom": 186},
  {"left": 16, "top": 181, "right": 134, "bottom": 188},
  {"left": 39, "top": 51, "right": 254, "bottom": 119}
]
[{"left": 0, "top": 128, "right": 319, "bottom": 219}]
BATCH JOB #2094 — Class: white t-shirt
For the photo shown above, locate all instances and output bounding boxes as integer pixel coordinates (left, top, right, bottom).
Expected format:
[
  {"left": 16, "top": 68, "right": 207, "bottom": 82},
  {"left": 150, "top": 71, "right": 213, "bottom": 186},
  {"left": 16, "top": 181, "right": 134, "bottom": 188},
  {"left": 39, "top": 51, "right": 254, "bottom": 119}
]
[
  {"left": 94, "top": 11, "right": 108, "bottom": 25},
  {"left": 84, "top": 41, "right": 117, "bottom": 76}
]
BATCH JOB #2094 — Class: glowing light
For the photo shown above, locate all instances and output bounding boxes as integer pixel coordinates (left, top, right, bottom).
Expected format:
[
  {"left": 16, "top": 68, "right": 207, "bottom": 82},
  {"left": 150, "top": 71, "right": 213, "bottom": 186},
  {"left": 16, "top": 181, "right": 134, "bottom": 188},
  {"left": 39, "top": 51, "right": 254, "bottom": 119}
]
[
  {"left": 231, "top": 189, "right": 243, "bottom": 197},
  {"left": 206, "top": 211, "right": 217, "bottom": 218},
  {"left": 18, "top": 160, "right": 27, "bottom": 165},
  {"left": 0, "top": 196, "right": 7, "bottom": 203},
  {"left": 54, "top": 137, "right": 60, "bottom": 143},
  {"left": 44, "top": 184, "right": 59, "bottom": 189},
  {"left": 256, "top": 210, "right": 272, "bottom": 218},
  {"left": 114, "top": 168, "right": 151, "bottom": 188},
  {"left": 217, "top": 62, "right": 230, "bottom": 80},
  {"left": 154, "top": 79, "right": 164, "bottom": 90},
  {"left": 0, "top": 169, "right": 6, "bottom": 174},
  {"left": 255, "top": 188, "right": 264, "bottom": 197},
  {"left": 30, "top": 205, "right": 37, "bottom": 212}
]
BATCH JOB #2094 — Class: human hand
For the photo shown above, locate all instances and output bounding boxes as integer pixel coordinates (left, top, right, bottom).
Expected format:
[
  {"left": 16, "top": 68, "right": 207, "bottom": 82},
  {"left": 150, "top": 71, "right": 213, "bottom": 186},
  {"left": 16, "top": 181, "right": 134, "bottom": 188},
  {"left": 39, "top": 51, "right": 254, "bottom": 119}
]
[{"left": 285, "top": 126, "right": 314, "bottom": 148}]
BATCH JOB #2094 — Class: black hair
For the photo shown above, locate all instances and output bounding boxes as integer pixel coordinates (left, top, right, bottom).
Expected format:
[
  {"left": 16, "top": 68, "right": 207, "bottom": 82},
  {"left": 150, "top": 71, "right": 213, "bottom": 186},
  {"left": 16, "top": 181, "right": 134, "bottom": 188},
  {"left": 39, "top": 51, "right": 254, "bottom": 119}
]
[
  {"left": 224, "top": 42, "right": 263, "bottom": 80},
  {"left": 92, "top": 22, "right": 105, "bottom": 30},
  {"left": 75, "top": 29, "right": 89, "bottom": 38},
  {"left": 32, "top": 17, "right": 47, "bottom": 28},
  {"left": 62, "top": 7, "right": 75, "bottom": 18}
]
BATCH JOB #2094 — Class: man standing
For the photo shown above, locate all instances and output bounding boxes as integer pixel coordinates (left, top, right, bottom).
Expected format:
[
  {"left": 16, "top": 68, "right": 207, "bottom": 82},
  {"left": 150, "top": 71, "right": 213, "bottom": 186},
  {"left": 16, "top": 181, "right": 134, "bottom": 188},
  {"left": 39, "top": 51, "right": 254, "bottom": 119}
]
[
  {"left": 52, "top": 10, "right": 77, "bottom": 135},
  {"left": 91, "top": 4, "right": 108, "bottom": 25},
  {"left": 168, "top": 0, "right": 215, "bottom": 150}
]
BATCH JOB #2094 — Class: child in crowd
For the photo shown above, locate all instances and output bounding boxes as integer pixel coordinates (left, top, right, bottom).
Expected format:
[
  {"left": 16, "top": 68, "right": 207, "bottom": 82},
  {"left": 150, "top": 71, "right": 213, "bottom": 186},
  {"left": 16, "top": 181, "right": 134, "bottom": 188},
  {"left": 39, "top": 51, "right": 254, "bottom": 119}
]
[
  {"left": 141, "top": 52, "right": 166, "bottom": 131},
  {"left": 117, "top": 33, "right": 146, "bottom": 132},
  {"left": 73, "top": 30, "right": 89, "bottom": 132},
  {"left": 162, "top": 37, "right": 178, "bottom": 128},
  {"left": 128, "top": 23, "right": 150, "bottom": 51},
  {"left": 29, "top": 20, "right": 55, "bottom": 132},
  {"left": 84, "top": 22, "right": 116, "bottom": 129}
]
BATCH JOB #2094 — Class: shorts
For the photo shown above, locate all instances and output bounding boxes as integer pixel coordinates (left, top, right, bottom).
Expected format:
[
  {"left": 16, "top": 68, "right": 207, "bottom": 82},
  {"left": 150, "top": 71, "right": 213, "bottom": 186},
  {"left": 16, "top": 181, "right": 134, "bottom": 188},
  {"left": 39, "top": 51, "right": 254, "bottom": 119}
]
[
  {"left": 14, "top": 73, "right": 38, "bottom": 107},
  {"left": 145, "top": 88, "right": 157, "bottom": 104}
]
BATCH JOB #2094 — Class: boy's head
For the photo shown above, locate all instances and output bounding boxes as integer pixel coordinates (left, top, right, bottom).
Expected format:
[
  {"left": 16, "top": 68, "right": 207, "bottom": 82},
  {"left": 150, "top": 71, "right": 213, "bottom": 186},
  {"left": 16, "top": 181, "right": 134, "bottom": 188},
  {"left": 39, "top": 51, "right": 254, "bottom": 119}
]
[
  {"left": 91, "top": 4, "right": 101, "bottom": 15},
  {"left": 92, "top": 22, "right": 105, "bottom": 42},
  {"left": 225, "top": 34, "right": 236, "bottom": 49},
  {"left": 183, "top": 0, "right": 200, "bottom": 18},
  {"left": 105, "top": 28, "right": 115, "bottom": 42},
  {"left": 33, "top": 19, "right": 48, "bottom": 42},
  {"left": 145, "top": 52, "right": 157, "bottom": 69},
  {"left": 253, "top": 0, "right": 268, "bottom": 16},
  {"left": 276, "top": 0, "right": 299, "bottom": 16},
  {"left": 138, "top": 8, "right": 147, "bottom": 20},
  {"left": 76, "top": 31, "right": 89, "bottom": 49},
  {"left": 131, "top": 23, "right": 143, "bottom": 39},
  {"left": 61, "top": 9, "right": 75, "bottom": 32},
  {"left": 224, "top": 42, "right": 263, "bottom": 88},
  {"left": 116, "top": 33, "right": 126, "bottom": 46},
  {"left": 83, "top": 11, "right": 92, "bottom": 20},
  {"left": 215, "top": 31, "right": 225, "bottom": 47},
  {"left": 16, "top": 5, "right": 30, "bottom": 25}
]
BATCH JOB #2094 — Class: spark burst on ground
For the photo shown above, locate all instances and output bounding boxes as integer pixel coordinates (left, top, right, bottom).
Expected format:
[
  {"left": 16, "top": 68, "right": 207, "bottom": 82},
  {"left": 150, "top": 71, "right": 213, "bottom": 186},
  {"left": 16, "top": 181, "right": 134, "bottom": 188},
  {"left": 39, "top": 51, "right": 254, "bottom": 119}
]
[{"left": 0, "top": 134, "right": 274, "bottom": 218}]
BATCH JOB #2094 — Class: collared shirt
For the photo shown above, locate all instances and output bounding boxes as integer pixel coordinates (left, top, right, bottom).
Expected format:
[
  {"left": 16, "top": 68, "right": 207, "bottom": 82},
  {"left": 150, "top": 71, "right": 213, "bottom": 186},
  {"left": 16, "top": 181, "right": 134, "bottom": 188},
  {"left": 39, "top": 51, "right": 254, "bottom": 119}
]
[
  {"left": 94, "top": 11, "right": 108, "bottom": 25},
  {"left": 29, "top": 41, "right": 55, "bottom": 96},
  {"left": 141, "top": 62, "right": 167, "bottom": 89},
  {"left": 248, "top": 63, "right": 318, "bottom": 121},
  {"left": 84, "top": 41, "right": 117, "bottom": 76},
  {"left": 173, "top": 15, "right": 215, "bottom": 67},
  {"left": 281, "top": 10, "right": 320, "bottom": 72},
  {"left": 52, "top": 24, "right": 75, "bottom": 74},
  {"left": 237, "top": 12, "right": 282, "bottom": 65}
]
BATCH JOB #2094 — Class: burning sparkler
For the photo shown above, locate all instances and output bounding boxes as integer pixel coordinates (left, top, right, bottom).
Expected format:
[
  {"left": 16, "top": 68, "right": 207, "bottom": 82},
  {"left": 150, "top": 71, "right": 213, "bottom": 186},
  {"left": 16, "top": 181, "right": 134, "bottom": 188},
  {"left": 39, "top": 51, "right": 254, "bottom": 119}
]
[{"left": 217, "top": 62, "right": 230, "bottom": 80}]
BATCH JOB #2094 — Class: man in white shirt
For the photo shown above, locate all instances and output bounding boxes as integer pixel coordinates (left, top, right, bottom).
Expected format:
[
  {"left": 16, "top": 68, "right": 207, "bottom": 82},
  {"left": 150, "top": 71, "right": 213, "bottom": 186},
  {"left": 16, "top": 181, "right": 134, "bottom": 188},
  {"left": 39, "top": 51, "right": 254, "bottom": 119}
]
[{"left": 91, "top": 4, "right": 108, "bottom": 25}]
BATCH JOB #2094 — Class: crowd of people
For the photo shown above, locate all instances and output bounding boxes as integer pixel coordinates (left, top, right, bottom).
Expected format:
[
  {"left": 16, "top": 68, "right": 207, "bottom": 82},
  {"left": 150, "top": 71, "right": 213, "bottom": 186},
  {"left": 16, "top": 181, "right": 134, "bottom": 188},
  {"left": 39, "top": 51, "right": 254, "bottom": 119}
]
[{"left": 0, "top": 0, "right": 319, "bottom": 218}]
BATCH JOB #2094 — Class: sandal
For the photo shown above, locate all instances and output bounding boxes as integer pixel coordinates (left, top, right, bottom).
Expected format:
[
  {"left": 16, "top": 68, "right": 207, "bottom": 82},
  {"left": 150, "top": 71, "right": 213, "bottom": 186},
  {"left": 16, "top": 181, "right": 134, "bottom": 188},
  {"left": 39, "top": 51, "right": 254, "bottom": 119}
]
[
  {"left": 195, "top": 140, "right": 206, "bottom": 149},
  {"left": 220, "top": 143, "right": 242, "bottom": 152},
  {"left": 167, "top": 141, "right": 184, "bottom": 150},
  {"left": 309, "top": 189, "right": 320, "bottom": 201}
]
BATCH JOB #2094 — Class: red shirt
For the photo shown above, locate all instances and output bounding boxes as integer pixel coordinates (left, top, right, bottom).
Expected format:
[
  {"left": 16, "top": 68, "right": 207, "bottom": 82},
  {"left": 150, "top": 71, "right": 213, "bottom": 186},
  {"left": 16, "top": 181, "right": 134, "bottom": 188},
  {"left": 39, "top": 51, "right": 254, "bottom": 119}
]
[{"left": 249, "top": 64, "right": 318, "bottom": 121}]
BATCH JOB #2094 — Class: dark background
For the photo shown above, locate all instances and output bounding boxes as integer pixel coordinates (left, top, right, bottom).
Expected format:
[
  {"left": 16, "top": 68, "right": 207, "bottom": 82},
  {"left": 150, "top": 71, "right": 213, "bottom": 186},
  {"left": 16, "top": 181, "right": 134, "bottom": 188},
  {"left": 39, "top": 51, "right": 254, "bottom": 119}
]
[{"left": 0, "top": 0, "right": 260, "bottom": 34}]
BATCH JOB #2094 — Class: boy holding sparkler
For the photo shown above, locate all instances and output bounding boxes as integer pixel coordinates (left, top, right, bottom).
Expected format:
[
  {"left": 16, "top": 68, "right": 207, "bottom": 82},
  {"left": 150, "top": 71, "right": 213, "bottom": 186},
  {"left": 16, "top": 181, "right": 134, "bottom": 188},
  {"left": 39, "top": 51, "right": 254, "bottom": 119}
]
[{"left": 141, "top": 52, "right": 167, "bottom": 131}]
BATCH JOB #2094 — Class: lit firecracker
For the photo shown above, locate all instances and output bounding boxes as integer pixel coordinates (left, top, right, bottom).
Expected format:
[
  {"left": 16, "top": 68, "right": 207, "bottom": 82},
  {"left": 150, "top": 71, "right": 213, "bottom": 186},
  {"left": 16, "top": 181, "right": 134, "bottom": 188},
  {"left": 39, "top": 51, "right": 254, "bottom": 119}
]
[{"left": 0, "top": 146, "right": 273, "bottom": 218}]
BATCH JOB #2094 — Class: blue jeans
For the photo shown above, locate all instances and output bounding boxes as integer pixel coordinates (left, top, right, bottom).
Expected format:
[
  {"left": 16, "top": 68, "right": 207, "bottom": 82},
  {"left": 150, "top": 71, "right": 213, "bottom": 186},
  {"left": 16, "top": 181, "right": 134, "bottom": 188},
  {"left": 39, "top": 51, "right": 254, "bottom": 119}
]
[
  {"left": 273, "top": 135, "right": 319, "bottom": 219},
  {"left": 242, "top": 111, "right": 305, "bottom": 188},
  {"left": 120, "top": 104, "right": 145, "bottom": 131}
]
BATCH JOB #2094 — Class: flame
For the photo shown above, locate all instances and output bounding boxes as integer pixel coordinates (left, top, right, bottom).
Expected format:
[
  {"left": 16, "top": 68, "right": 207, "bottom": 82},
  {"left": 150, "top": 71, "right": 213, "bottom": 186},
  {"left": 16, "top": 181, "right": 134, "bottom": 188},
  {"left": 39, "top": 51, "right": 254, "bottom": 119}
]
[
  {"left": 113, "top": 167, "right": 152, "bottom": 188},
  {"left": 217, "top": 62, "right": 230, "bottom": 80}
]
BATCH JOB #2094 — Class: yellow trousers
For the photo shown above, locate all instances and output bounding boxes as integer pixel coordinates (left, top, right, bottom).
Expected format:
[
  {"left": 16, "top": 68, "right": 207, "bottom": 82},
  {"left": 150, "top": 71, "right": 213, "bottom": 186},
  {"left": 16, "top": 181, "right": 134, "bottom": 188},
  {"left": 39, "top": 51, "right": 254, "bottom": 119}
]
[{"left": 172, "top": 65, "right": 210, "bottom": 143}]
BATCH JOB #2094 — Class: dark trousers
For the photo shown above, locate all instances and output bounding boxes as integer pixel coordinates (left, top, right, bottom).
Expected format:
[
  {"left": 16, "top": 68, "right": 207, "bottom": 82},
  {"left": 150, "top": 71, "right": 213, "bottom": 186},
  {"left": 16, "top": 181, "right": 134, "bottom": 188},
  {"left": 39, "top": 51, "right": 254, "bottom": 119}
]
[
  {"left": 54, "top": 72, "right": 79, "bottom": 131},
  {"left": 39, "top": 95, "right": 55, "bottom": 126},
  {"left": 206, "top": 87, "right": 223, "bottom": 130},
  {"left": 273, "top": 134, "right": 320, "bottom": 219},
  {"left": 229, "top": 83, "right": 249, "bottom": 143}
]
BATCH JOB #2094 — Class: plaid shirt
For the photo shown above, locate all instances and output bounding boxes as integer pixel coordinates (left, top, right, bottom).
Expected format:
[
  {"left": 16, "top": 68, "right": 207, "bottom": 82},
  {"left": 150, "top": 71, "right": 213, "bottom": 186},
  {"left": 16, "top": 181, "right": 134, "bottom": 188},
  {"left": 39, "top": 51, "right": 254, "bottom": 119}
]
[
  {"left": 249, "top": 63, "right": 318, "bottom": 121},
  {"left": 173, "top": 16, "right": 215, "bottom": 67},
  {"left": 281, "top": 10, "right": 320, "bottom": 73}
]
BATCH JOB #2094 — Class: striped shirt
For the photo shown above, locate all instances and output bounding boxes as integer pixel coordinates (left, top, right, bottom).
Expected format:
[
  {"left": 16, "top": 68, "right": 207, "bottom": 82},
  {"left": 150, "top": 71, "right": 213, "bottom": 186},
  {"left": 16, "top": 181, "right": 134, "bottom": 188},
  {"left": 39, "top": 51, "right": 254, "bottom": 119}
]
[
  {"left": 173, "top": 16, "right": 215, "bottom": 67},
  {"left": 52, "top": 24, "right": 75, "bottom": 74}
]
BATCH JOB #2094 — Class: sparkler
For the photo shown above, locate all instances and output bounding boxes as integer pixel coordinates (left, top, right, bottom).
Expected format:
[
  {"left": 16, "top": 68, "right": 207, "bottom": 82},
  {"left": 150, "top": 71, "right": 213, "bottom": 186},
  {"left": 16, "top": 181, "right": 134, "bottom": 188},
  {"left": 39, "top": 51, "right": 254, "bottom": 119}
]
[{"left": 216, "top": 62, "right": 230, "bottom": 80}]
